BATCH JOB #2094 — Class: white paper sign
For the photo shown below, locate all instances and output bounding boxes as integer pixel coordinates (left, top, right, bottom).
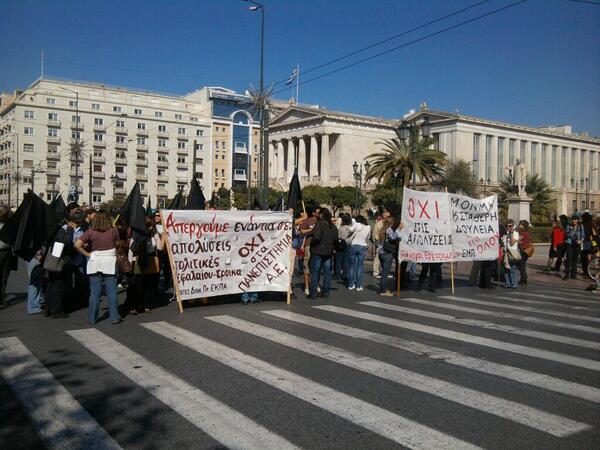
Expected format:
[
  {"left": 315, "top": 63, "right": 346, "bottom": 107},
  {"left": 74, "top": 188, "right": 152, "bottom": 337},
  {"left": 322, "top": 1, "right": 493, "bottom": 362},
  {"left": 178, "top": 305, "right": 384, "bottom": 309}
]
[
  {"left": 51, "top": 242, "right": 65, "bottom": 258},
  {"left": 399, "top": 187, "right": 499, "bottom": 263},
  {"left": 162, "top": 210, "right": 293, "bottom": 300}
]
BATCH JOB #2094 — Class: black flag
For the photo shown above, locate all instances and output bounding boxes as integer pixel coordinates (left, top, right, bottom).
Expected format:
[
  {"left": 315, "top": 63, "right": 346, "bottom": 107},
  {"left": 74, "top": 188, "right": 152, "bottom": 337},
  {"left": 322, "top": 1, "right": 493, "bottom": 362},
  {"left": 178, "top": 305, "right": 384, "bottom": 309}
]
[
  {"left": 118, "top": 182, "right": 147, "bottom": 242},
  {"left": 168, "top": 191, "right": 184, "bottom": 210},
  {"left": 185, "top": 178, "right": 206, "bottom": 210},
  {"left": 48, "top": 194, "right": 67, "bottom": 228},
  {"left": 287, "top": 167, "right": 302, "bottom": 211},
  {"left": 252, "top": 196, "right": 262, "bottom": 210},
  {"left": 146, "top": 196, "right": 152, "bottom": 216},
  {"left": 0, "top": 191, "right": 54, "bottom": 261}
]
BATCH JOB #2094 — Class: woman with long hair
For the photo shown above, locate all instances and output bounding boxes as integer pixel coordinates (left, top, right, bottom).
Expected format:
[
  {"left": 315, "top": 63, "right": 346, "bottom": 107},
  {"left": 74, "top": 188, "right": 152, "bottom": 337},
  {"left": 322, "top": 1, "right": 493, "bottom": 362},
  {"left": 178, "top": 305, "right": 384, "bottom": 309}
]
[
  {"left": 347, "top": 215, "right": 371, "bottom": 291},
  {"left": 308, "top": 208, "right": 338, "bottom": 299},
  {"left": 130, "top": 217, "right": 164, "bottom": 312},
  {"left": 334, "top": 213, "right": 352, "bottom": 281},
  {"left": 377, "top": 215, "right": 400, "bottom": 296},
  {"left": 75, "top": 211, "right": 122, "bottom": 325}
]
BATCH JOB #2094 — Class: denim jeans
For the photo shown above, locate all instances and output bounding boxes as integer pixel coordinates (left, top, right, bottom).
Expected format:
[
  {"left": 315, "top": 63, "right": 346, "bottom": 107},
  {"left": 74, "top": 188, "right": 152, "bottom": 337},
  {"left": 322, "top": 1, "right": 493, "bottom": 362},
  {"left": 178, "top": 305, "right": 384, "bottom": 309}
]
[
  {"left": 378, "top": 252, "right": 394, "bottom": 293},
  {"left": 334, "top": 248, "right": 349, "bottom": 280},
  {"left": 348, "top": 245, "right": 367, "bottom": 288},
  {"left": 241, "top": 291, "right": 258, "bottom": 303},
  {"left": 88, "top": 273, "right": 120, "bottom": 324},
  {"left": 505, "top": 263, "right": 520, "bottom": 288},
  {"left": 27, "top": 259, "right": 46, "bottom": 314},
  {"left": 310, "top": 254, "right": 332, "bottom": 296}
]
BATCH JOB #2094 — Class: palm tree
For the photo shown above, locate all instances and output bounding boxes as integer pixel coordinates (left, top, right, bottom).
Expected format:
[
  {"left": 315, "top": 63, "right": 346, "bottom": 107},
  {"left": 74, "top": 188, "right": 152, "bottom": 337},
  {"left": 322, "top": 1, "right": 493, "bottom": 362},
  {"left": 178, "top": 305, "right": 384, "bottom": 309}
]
[
  {"left": 441, "top": 159, "right": 477, "bottom": 197},
  {"left": 365, "top": 129, "right": 448, "bottom": 186},
  {"left": 495, "top": 173, "right": 554, "bottom": 223}
]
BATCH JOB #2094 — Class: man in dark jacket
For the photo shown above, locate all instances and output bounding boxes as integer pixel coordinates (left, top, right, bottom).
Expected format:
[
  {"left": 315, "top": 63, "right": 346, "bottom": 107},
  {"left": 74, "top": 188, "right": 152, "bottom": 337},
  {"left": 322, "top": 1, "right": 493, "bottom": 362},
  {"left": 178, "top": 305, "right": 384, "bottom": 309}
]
[{"left": 308, "top": 208, "right": 338, "bottom": 299}]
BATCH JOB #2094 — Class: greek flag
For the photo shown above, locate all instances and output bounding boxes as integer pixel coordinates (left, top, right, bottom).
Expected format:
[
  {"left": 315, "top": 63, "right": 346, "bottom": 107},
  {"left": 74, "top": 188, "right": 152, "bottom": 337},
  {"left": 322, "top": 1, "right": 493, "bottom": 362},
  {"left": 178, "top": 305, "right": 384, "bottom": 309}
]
[{"left": 285, "top": 67, "right": 298, "bottom": 85}]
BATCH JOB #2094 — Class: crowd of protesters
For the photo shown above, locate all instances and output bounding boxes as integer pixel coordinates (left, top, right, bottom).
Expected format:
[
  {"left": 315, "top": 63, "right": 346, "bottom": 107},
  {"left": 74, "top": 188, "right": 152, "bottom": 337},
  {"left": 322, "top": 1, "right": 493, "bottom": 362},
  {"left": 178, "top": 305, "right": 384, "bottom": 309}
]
[{"left": 1, "top": 199, "right": 599, "bottom": 319}]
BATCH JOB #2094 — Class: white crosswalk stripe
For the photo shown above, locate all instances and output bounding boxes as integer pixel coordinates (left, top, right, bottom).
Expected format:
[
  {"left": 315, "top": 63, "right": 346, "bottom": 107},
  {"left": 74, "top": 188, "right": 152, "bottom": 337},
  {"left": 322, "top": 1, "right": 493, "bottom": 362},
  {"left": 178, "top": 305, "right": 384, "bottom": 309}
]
[
  {"left": 476, "top": 293, "right": 599, "bottom": 311},
  {"left": 359, "top": 299, "right": 600, "bottom": 349},
  {"left": 535, "top": 289, "right": 600, "bottom": 302},
  {"left": 442, "top": 295, "right": 600, "bottom": 323},
  {"left": 206, "top": 315, "right": 590, "bottom": 437},
  {"left": 0, "top": 336, "right": 122, "bottom": 450},
  {"left": 67, "top": 329, "right": 298, "bottom": 450},
  {"left": 263, "top": 310, "right": 600, "bottom": 403},
  {"left": 314, "top": 305, "right": 600, "bottom": 371},
  {"left": 509, "top": 291, "right": 600, "bottom": 307},
  {"left": 142, "top": 321, "right": 480, "bottom": 449}
]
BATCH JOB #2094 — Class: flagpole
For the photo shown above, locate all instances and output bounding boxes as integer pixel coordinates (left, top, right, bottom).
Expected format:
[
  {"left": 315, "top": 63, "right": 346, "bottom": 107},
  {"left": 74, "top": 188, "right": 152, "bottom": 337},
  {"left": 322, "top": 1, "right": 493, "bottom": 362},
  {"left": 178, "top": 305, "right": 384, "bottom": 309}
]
[{"left": 296, "top": 63, "right": 300, "bottom": 104}]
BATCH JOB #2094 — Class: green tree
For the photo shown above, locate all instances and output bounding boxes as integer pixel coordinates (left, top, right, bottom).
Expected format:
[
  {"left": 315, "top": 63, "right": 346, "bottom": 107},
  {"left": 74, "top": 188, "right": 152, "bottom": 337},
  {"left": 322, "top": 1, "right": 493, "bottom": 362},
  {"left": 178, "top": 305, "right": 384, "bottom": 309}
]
[
  {"left": 101, "top": 196, "right": 126, "bottom": 217},
  {"left": 370, "top": 184, "right": 400, "bottom": 214},
  {"left": 365, "top": 128, "right": 448, "bottom": 187},
  {"left": 495, "top": 173, "right": 554, "bottom": 224},
  {"left": 302, "top": 185, "right": 330, "bottom": 207},
  {"left": 441, "top": 159, "right": 477, "bottom": 197},
  {"left": 215, "top": 187, "right": 231, "bottom": 209},
  {"left": 329, "top": 185, "right": 363, "bottom": 215}
]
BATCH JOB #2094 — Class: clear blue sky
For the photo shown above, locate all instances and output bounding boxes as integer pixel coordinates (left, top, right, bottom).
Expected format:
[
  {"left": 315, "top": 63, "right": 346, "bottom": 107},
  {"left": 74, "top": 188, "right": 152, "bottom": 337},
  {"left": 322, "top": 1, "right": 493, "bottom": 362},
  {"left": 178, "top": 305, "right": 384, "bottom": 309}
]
[{"left": 1, "top": 0, "right": 599, "bottom": 135}]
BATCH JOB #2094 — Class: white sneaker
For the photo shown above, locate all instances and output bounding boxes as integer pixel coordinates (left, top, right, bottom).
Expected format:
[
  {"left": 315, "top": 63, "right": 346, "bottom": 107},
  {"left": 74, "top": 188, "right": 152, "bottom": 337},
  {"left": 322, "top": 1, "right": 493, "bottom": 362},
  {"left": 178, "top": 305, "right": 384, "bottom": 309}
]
[
  {"left": 317, "top": 286, "right": 322, "bottom": 294},
  {"left": 356, "top": 287, "right": 364, "bottom": 292},
  {"left": 304, "top": 287, "right": 310, "bottom": 295},
  {"left": 348, "top": 285, "right": 355, "bottom": 290}
]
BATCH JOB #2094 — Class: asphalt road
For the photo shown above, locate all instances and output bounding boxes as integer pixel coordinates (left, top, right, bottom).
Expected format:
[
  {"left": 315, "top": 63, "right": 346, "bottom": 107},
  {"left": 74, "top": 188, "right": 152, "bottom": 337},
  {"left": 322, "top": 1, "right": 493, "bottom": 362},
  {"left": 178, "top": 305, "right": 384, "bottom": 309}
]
[{"left": 1, "top": 264, "right": 599, "bottom": 449}]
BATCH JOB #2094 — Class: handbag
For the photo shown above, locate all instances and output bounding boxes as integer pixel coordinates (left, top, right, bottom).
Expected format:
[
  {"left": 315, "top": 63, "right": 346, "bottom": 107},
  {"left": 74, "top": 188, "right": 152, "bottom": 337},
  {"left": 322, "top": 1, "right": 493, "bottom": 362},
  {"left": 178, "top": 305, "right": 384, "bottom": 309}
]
[
  {"left": 334, "top": 238, "right": 347, "bottom": 252},
  {"left": 508, "top": 247, "right": 522, "bottom": 262},
  {"left": 134, "top": 255, "right": 160, "bottom": 275},
  {"left": 43, "top": 252, "right": 65, "bottom": 273},
  {"left": 115, "top": 239, "right": 132, "bottom": 273},
  {"left": 523, "top": 246, "right": 534, "bottom": 258},
  {"left": 382, "top": 236, "right": 400, "bottom": 254}
]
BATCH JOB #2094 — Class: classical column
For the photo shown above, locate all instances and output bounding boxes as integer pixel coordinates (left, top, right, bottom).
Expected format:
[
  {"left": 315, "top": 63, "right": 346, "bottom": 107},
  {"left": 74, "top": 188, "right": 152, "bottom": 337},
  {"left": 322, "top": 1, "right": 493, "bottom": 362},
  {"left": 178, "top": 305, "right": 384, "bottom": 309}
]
[
  {"left": 298, "top": 136, "right": 308, "bottom": 177},
  {"left": 309, "top": 135, "right": 319, "bottom": 182},
  {"left": 286, "top": 139, "right": 295, "bottom": 180},
  {"left": 274, "top": 141, "right": 283, "bottom": 182},
  {"left": 269, "top": 141, "right": 277, "bottom": 180},
  {"left": 320, "top": 134, "right": 330, "bottom": 183}
]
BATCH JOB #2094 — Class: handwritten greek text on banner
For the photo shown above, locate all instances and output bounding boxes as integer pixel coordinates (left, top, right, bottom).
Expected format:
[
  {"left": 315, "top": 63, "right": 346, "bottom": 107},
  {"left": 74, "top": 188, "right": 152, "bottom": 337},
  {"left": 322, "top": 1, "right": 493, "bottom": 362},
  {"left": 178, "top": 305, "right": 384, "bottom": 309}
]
[
  {"left": 399, "top": 187, "right": 499, "bottom": 262},
  {"left": 163, "top": 210, "right": 292, "bottom": 300}
]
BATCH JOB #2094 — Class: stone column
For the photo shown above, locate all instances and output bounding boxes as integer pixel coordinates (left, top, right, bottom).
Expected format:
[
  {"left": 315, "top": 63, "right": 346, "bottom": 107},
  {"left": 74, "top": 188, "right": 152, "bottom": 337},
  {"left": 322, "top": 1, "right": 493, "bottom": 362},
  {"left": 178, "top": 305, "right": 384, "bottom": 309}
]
[
  {"left": 269, "top": 141, "right": 277, "bottom": 180},
  {"left": 298, "top": 137, "right": 308, "bottom": 177},
  {"left": 309, "top": 135, "right": 319, "bottom": 182},
  {"left": 275, "top": 141, "right": 284, "bottom": 182},
  {"left": 286, "top": 139, "right": 295, "bottom": 180},
  {"left": 320, "top": 134, "right": 330, "bottom": 183},
  {"left": 490, "top": 135, "right": 497, "bottom": 183}
]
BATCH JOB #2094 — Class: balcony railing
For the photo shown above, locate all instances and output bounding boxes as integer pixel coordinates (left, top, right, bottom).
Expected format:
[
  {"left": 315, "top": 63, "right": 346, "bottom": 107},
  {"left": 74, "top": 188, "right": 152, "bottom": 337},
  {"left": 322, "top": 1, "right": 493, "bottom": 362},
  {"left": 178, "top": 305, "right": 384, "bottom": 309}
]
[
  {"left": 157, "top": 160, "right": 168, "bottom": 168},
  {"left": 115, "top": 127, "right": 127, "bottom": 134},
  {"left": 234, "top": 145, "right": 248, "bottom": 154},
  {"left": 157, "top": 175, "right": 169, "bottom": 183},
  {"left": 92, "top": 156, "right": 106, "bottom": 164},
  {"left": 136, "top": 128, "right": 149, "bottom": 136},
  {"left": 157, "top": 130, "right": 169, "bottom": 138},
  {"left": 93, "top": 124, "right": 106, "bottom": 132},
  {"left": 70, "top": 169, "right": 83, "bottom": 178},
  {"left": 177, "top": 148, "right": 188, "bottom": 155},
  {"left": 176, "top": 163, "right": 188, "bottom": 170},
  {"left": 234, "top": 172, "right": 247, "bottom": 181},
  {"left": 136, "top": 144, "right": 148, "bottom": 152},
  {"left": 92, "top": 187, "right": 105, "bottom": 194},
  {"left": 115, "top": 142, "right": 128, "bottom": 150},
  {"left": 136, "top": 159, "right": 148, "bottom": 167},
  {"left": 114, "top": 187, "right": 127, "bottom": 195},
  {"left": 46, "top": 136, "right": 61, "bottom": 144},
  {"left": 71, "top": 122, "right": 84, "bottom": 130},
  {"left": 135, "top": 174, "right": 148, "bottom": 182},
  {"left": 47, "top": 119, "right": 61, "bottom": 127},
  {"left": 93, "top": 140, "right": 106, "bottom": 148},
  {"left": 157, "top": 146, "right": 168, "bottom": 153},
  {"left": 115, "top": 157, "right": 127, "bottom": 165},
  {"left": 46, "top": 168, "right": 60, "bottom": 177},
  {"left": 92, "top": 171, "right": 106, "bottom": 179},
  {"left": 47, "top": 152, "right": 61, "bottom": 161}
]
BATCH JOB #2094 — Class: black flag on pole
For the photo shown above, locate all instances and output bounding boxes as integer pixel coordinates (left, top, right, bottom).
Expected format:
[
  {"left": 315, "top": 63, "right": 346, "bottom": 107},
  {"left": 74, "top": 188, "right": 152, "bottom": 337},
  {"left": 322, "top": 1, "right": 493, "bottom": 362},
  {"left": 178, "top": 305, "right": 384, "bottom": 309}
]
[
  {"left": 168, "top": 191, "right": 184, "bottom": 210},
  {"left": 48, "top": 194, "right": 67, "bottom": 227},
  {"left": 0, "top": 190, "right": 54, "bottom": 261},
  {"left": 286, "top": 168, "right": 302, "bottom": 211},
  {"left": 118, "top": 182, "right": 147, "bottom": 242},
  {"left": 185, "top": 178, "right": 206, "bottom": 210},
  {"left": 146, "top": 196, "right": 152, "bottom": 216}
]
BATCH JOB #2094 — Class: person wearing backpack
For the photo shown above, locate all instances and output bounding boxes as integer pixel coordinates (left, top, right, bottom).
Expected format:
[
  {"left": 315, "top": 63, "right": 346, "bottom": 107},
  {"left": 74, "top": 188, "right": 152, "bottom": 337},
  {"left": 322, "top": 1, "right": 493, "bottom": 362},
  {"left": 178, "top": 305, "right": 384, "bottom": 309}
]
[
  {"left": 334, "top": 213, "right": 352, "bottom": 281},
  {"left": 378, "top": 216, "right": 402, "bottom": 296},
  {"left": 347, "top": 215, "right": 371, "bottom": 291}
]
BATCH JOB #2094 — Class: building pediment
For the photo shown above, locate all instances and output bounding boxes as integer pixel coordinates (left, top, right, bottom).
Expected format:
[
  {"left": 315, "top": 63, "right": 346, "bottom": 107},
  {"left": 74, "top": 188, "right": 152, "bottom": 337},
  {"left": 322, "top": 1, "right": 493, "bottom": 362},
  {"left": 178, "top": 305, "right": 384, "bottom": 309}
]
[{"left": 270, "top": 106, "right": 325, "bottom": 126}]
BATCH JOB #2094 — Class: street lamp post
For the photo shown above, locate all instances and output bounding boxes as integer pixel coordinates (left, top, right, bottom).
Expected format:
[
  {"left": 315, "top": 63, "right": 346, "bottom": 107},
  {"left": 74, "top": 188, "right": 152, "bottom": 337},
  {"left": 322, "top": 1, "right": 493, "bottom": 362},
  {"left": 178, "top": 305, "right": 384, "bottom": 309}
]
[
  {"left": 244, "top": 0, "right": 266, "bottom": 206},
  {"left": 398, "top": 116, "right": 431, "bottom": 190},
  {"left": 393, "top": 168, "right": 401, "bottom": 205}
]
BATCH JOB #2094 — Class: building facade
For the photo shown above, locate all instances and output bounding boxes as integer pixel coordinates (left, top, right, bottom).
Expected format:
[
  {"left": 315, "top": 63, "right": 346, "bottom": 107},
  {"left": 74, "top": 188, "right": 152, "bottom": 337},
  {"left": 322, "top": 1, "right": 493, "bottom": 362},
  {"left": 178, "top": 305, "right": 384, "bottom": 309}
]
[{"left": 0, "top": 78, "right": 212, "bottom": 207}]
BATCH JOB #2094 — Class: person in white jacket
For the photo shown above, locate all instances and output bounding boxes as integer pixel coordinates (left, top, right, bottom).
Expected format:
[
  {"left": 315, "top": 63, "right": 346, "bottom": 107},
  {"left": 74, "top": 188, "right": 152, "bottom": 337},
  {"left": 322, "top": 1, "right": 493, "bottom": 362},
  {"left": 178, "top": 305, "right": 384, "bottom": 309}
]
[{"left": 347, "top": 215, "right": 371, "bottom": 291}]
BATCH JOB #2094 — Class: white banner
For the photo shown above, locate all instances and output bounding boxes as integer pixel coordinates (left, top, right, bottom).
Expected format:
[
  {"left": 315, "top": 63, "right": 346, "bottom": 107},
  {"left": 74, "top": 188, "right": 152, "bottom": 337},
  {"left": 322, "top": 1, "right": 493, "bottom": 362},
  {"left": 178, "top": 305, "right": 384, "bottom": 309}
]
[
  {"left": 162, "top": 210, "right": 293, "bottom": 300},
  {"left": 399, "top": 188, "right": 499, "bottom": 262}
]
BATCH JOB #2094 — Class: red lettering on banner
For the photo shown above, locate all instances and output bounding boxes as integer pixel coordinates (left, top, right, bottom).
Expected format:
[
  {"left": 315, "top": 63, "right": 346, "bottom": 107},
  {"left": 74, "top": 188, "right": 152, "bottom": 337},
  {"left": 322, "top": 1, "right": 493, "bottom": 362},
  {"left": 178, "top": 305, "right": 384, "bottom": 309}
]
[
  {"left": 418, "top": 200, "right": 430, "bottom": 219},
  {"left": 435, "top": 201, "right": 440, "bottom": 219},
  {"left": 408, "top": 198, "right": 415, "bottom": 218}
]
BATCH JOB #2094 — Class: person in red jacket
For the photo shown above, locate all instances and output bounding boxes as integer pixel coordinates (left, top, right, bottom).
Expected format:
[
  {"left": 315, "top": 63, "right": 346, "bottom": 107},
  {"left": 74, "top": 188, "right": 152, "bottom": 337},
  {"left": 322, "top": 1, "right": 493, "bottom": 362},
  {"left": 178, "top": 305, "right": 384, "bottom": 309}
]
[{"left": 547, "top": 217, "right": 566, "bottom": 272}]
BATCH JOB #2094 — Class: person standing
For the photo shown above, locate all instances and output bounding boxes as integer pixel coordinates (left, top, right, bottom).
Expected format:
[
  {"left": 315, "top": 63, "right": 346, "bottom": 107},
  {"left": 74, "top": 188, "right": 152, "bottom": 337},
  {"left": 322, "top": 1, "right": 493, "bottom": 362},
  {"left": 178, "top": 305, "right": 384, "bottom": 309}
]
[
  {"left": 0, "top": 205, "right": 15, "bottom": 305},
  {"left": 44, "top": 225, "right": 74, "bottom": 318},
  {"left": 347, "top": 215, "right": 371, "bottom": 291},
  {"left": 563, "top": 215, "right": 584, "bottom": 280},
  {"left": 130, "top": 217, "right": 163, "bottom": 313},
  {"left": 503, "top": 220, "right": 521, "bottom": 288},
  {"left": 378, "top": 216, "right": 401, "bottom": 296},
  {"left": 518, "top": 220, "right": 532, "bottom": 284},
  {"left": 308, "top": 208, "right": 338, "bottom": 299},
  {"left": 547, "top": 218, "right": 566, "bottom": 271},
  {"left": 334, "top": 213, "right": 352, "bottom": 281},
  {"left": 27, "top": 250, "right": 46, "bottom": 314},
  {"left": 298, "top": 206, "right": 319, "bottom": 295},
  {"left": 371, "top": 211, "right": 385, "bottom": 279},
  {"left": 581, "top": 213, "right": 593, "bottom": 278},
  {"left": 75, "top": 212, "right": 122, "bottom": 325}
]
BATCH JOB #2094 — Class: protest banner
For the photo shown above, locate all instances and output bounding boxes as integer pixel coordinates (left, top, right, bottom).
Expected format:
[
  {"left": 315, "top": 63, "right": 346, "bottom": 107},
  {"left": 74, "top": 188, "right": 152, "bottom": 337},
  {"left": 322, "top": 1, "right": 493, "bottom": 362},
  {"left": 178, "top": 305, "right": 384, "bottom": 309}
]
[
  {"left": 399, "top": 187, "right": 499, "bottom": 263},
  {"left": 162, "top": 210, "right": 293, "bottom": 312}
]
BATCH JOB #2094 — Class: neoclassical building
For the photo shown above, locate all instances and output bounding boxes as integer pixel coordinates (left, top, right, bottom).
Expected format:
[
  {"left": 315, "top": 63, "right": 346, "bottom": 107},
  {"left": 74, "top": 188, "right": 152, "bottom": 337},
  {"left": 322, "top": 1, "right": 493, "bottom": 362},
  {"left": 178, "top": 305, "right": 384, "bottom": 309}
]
[{"left": 267, "top": 104, "right": 600, "bottom": 215}]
